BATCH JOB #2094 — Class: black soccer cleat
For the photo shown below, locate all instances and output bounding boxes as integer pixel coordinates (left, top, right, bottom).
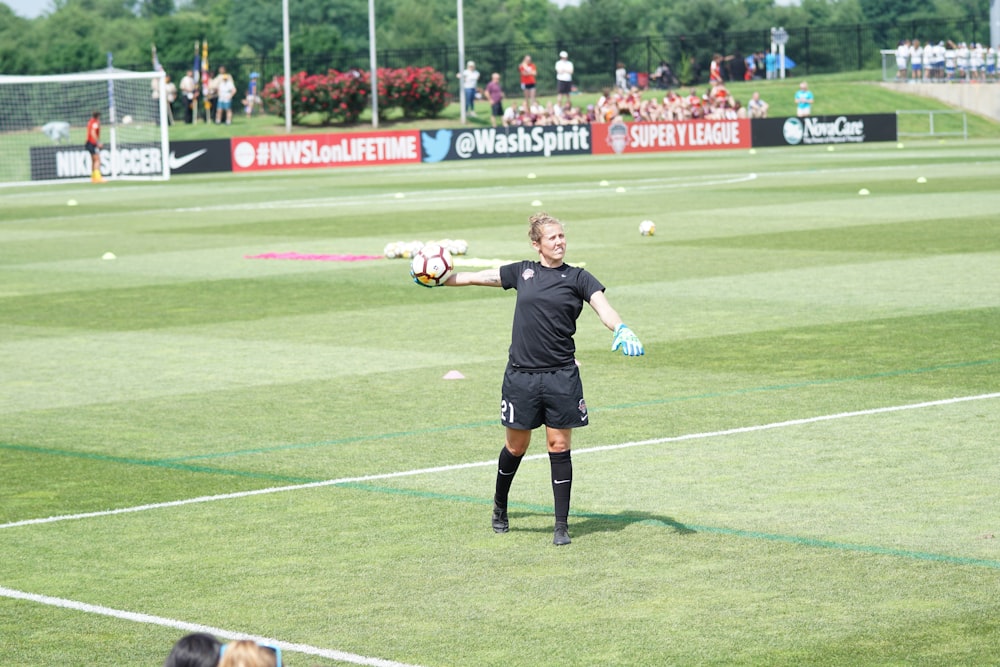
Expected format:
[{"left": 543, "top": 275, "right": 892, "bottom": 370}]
[
  {"left": 492, "top": 500, "right": 509, "bottom": 533},
  {"left": 553, "top": 523, "right": 571, "bottom": 546}
]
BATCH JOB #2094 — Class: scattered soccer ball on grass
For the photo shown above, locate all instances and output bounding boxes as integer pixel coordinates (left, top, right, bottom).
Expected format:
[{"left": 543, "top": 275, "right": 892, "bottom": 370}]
[
  {"left": 410, "top": 243, "right": 454, "bottom": 287},
  {"left": 639, "top": 220, "right": 656, "bottom": 236}
]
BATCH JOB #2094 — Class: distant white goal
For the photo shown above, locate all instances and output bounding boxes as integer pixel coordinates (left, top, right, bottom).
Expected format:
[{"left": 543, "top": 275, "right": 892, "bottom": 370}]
[{"left": 0, "top": 69, "right": 170, "bottom": 186}]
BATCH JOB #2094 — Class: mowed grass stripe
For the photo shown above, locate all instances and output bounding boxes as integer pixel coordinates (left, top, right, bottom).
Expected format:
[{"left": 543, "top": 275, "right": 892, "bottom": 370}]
[
  {"left": 0, "top": 356, "right": 992, "bottom": 467},
  {"left": 4, "top": 394, "right": 998, "bottom": 573},
  {"left": 337, "top": 484, "right": 1000, "bottom": 571}
]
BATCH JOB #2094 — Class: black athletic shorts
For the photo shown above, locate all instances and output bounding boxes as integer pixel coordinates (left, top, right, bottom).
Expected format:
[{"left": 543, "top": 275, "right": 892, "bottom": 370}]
[
  {"left": 557, "top": 80, "right": 572, "bottom": 95},
  {"left": 85, "top": 141, "right": 99, "bottom": 155},
  {"left": 500, "top": 364, "right": 588, "bottom": 430}
]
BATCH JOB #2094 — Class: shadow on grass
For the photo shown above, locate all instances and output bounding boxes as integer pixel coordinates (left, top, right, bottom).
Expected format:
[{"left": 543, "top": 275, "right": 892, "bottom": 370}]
[{"left": 509, "top": 509, "right": 696, "bottom": 539}]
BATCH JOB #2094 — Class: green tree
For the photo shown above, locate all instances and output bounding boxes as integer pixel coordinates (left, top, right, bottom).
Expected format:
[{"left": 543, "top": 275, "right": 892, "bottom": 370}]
[
  {"left": 136, "top": 0, "right": 175, "bottom": 18},
  {"left": 35, "top": 5, "right": 106, "bottom": 71},
  {"left": 506, "top": 0, "right": 556, "bottom": 44},
  {"left": 224, "top": 0, "right": 281, "bottom": 56},
  {"left": 463, "top": 0, "right": 519, "bottom": 46},
  {"left": 859, "top": 0, "right": 915, "bottom": 23},
  {"left": 150, "top": 12, "right": 216, "bottom": 72},
  {"left": 0, "top": 7, "right": 35, "bottom": 74},
  {"left": 378, "top": 0, "right": 455, "bottom": 50}
]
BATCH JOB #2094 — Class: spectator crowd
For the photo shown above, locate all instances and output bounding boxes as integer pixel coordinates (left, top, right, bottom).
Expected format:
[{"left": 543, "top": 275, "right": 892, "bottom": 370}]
[
  {"left": 893, "top": 39, "right": 997, "bottom": 83},
  {"left": 492, "top": 78, "right": 768, "bottom": 129},
  {"left": 470, "top": 50, "right": 773, "bottom": 129}
]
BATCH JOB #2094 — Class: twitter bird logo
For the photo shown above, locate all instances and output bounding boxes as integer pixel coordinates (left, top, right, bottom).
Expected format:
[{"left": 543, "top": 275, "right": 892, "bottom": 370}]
[{"left": 421, "top": 130, "right": 452, "bottom": 163}]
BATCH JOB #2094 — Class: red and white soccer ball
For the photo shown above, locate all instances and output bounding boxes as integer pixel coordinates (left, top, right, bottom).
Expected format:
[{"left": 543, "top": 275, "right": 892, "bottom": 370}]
[{"left": 410, "top": 243, "right": 454, "bottom": 287}]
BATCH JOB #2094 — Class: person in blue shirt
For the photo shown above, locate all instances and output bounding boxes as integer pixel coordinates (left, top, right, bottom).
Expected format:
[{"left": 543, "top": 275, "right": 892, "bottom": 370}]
[{"left": 795, "top": 81, "right": 814, "bottom": 117}]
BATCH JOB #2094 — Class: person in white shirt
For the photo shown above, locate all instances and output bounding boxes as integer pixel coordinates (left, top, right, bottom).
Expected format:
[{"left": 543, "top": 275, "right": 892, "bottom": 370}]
[
  {"left": 945, "top": 41, "right": 958, "bottom": 81},
  {"left": 910, "top": 39, "right": 924, "bottom": 81},
  {"left": 457, "top": 61, "right": 480, "bottom": 117},
  {"left": 179, "top": 69, "right": 198, "bottom": 123},
  {"left": 923, "top": 42, "right": 934, "bottom": 81},
  {"left": 747, "top": 91, "right": 768, "bottom": 119},
  {"left": 970, "top": 43, "right": 985, "bottom": 81},
  {"left": 555, "top": 51, "right": 574, "bottom": 109},
  {"left": 895, "top": 40, "right": 910, "bottom": 81},
  {"left": 956, "top": 42, "right": 970, "bottom": 81},
  {"left": 214, "top": 66, "right": 237, "bottom": 125},
  {"left": 931, "top": 42, "right": 946, "bottom": 81}
]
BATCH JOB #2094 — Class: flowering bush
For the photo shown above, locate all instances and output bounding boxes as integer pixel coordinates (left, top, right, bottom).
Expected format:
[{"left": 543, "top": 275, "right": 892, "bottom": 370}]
[
  {"left": 378, "top": 67, "right": 450, "bottom": 119},
  {"left": 262, "top": 70, "right": 369, "bottom": 125},
  {"left": 263, "top": 67, "right": 449, "bottom": 125}
]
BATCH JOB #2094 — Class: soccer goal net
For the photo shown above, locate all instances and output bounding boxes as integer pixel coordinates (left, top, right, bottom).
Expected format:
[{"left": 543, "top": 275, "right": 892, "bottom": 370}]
[{"left": 0, "top": 69, "right": 170, "bottom": 186}]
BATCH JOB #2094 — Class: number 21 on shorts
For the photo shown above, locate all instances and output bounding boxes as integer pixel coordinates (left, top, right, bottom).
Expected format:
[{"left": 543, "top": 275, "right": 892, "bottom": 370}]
[{"left": 500, "top": 399, "right": 515, "bottom": 423}]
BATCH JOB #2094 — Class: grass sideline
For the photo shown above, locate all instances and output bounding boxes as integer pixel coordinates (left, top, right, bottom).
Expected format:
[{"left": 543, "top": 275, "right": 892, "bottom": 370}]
[{"left": 1, "top": 139, "right": 1000, "bottom": 665}]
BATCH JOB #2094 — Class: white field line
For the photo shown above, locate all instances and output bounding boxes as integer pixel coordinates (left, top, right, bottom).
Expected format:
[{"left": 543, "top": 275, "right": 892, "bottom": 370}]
[
  {"left": 3, "top": 392, "right": 997, "bottom": 532},
  {"left": 0, "top": 586, "right": 422, "bottom": 667},
  {"left": 10, "top": 154, "right": 992, "bottom": 223},
  {"left": 3, "top": 392, "right": 998, "bottom": 665},
  {"left": 171, "top": 173, "right": 758, "bottom": 213}
]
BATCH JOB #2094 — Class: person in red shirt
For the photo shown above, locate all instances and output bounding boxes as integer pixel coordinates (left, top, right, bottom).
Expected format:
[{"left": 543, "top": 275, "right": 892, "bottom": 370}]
[
  {"left": 85, "top": 110, "right": 104, "bottom": 183},
  {"left": 518, "top": 54, "right": 537, "bottom": 110}
]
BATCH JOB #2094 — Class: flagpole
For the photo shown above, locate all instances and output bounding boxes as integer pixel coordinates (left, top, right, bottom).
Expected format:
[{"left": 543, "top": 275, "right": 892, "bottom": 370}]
[
  {"left": 192, "top": 41, "right": 200, "bottom": 125},
  {"left": 202, "top": 40, "right": 210, "bottom": 122},
  {"left": 369, "top": 0, "right": 378, "bottom": 128},
  {"left": 457, "top": 0, "right": 465, "bottom": 124},
  {"left": 283, "top": 0, "right": 292, "bottom": 132}
]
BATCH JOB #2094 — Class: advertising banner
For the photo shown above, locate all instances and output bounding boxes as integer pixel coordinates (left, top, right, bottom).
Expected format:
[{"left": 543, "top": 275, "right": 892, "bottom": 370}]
[
  {"left": 30, "top": 143, "right": 165, "bottom": 181},
  {"left": 230, "top": 131, "right": 422, "bottom": 172},
  {"left": 167, "top": 139, "right": 233, "bottom": 174},
  {"left": 751, "top": 114, "right": 897, "bottom": 147},
  {"left": 29, "top": 139, "right": 233, "bottom": 180},
  {"left": 591, "top": 119, "right": 751, "bottom": 155},
  {"left": 420, "top": 125, "right": 592, "bottom": 162}
]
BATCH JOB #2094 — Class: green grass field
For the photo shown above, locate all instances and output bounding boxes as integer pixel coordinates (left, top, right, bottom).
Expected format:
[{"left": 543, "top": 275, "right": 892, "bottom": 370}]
[{"left": 2, "top": 138, "right": 999, "bottom": 666}]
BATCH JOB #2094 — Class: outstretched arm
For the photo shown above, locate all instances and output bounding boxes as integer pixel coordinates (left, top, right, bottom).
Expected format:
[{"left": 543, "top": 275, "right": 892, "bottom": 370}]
[
  {"left": 587, "top": 290, "right": 623, "bottom": 331},
  {"left": 589, "top": 290, "right": 644, "bottom": 356},
  {"left": 442, "top": 268, "right": 502, "bottom": 287}
]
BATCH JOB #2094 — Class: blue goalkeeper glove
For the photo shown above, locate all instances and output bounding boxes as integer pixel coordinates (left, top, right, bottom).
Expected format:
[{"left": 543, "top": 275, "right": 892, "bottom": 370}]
[{"left": 612, "top": 324, "right": 644, "bottom": 356}]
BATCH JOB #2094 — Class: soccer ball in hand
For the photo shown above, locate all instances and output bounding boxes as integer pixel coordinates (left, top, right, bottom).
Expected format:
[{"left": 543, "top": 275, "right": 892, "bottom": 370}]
[
  {"left": 410, "top": 244, "right": 454, "bottom": 287},
  {"left": 639, "top": 220, "right": 656, "bottom": 236}
]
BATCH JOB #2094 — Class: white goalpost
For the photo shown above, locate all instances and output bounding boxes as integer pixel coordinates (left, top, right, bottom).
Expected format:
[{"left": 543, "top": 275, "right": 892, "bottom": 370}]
[{"left": 0, "top": 69, "right": 171, "bottom": 186}]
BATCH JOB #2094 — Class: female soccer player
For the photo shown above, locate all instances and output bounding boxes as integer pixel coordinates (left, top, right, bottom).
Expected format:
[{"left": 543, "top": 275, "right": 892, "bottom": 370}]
[
  {"left": 85, "top": 110, "right": 103, "bottom": 183},
  {"left": 432, "top": 212, "right": 644, "bottom": 545}
]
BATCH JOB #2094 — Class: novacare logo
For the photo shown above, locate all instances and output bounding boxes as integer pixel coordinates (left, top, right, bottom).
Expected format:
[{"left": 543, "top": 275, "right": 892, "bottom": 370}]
[
  {"left": 804, "top": 116, "right": 865, "bottom": 140},
  {"left": 782, "top": 118, "right": 804, "bottom": 145}
]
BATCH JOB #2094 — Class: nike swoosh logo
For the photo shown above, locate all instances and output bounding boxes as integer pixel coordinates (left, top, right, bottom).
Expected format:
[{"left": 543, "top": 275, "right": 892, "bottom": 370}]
[
  {"left": 169, "top": 149, "right": 208, "bottom": 170},
  {"left": 498, "top": 470, "right": 516, "bottom": 476},
  {"left": 553, "top": 479, "right": 571, "bottom": 484}
]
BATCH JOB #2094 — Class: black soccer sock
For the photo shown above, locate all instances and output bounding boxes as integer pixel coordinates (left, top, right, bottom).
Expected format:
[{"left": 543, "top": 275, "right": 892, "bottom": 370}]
[
  {"left": 494, "top": 446, "right": 523, "bottom": 508},
  {"left": 549, "top": 450, "right": 573, "bottom": 525}
]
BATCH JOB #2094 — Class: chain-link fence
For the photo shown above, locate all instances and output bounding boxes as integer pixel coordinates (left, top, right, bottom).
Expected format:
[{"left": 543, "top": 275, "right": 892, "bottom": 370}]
[{"left": 133, "top": 16, "right": 988, "bottom": 99}]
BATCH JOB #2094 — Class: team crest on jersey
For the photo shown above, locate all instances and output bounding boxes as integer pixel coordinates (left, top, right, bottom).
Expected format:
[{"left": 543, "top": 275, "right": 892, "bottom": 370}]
[
  {"left": 522, "top": 268, "right": 535, "bottom": 280},
  {"left": 578, "top": 399, "right": 588, "bottom": 421}
]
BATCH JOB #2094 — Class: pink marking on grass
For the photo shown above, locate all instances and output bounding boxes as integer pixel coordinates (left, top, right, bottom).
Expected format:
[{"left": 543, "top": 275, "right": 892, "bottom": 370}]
[{"left": 246, "top": 252, "right": 383, "bottom": 262}]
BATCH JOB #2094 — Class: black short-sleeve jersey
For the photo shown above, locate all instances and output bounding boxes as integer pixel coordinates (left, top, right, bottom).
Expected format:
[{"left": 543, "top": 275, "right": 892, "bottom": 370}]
[{"left": 499, "top": 260, "right": 605, "bottom": 370}]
